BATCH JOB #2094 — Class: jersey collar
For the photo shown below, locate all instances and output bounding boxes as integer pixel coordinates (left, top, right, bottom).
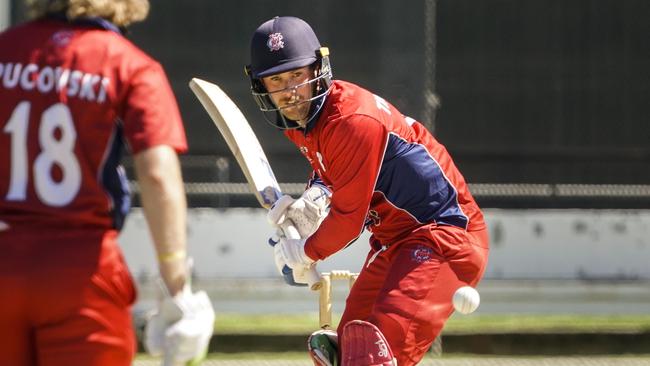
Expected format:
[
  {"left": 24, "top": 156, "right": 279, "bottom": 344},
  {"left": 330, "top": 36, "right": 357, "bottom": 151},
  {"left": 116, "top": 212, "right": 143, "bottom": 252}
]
[{"left": 48, "top": 12, "right": 124, "bottom": 35}]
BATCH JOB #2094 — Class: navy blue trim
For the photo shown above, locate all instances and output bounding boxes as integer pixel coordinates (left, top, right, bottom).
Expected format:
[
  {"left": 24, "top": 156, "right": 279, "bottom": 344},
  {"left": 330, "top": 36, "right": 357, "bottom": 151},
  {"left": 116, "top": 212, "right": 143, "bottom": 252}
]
[
  {"left": 302, "top": 92, "right": 328, "bottom": 134},
  {"left": 375, "top": 134, "right": 468, "bottom": 228},
  {"left": 48, "top": 12, "right": 123, "bottom": 34},
  {"left": 101, "top": 124, "right": 131, "bottom": 230}
]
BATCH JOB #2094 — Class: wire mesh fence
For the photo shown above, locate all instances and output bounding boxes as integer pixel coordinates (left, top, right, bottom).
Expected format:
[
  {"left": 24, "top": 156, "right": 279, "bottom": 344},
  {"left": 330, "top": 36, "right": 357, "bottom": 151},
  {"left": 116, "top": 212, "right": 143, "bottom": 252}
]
[{"left": 120, "top": 155, "right": 650, "bottom": 209}]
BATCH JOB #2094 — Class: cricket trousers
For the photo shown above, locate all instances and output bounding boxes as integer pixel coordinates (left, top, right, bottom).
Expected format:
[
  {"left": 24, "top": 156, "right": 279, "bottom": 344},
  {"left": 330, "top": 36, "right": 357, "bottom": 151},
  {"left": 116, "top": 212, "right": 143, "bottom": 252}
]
[
  {"left": 0, "top": 227, "right": 137, "bottom": 366},
  {"left": 338, "top": 224, "right": 489, "bottom": 366}
]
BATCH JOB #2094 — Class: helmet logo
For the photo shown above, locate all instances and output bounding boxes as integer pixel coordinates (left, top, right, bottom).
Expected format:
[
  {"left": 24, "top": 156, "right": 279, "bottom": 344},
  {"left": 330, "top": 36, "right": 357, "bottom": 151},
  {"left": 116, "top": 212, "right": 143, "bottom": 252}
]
[{"left": 267, "top": 32, "right": 285, "bottom": 52}]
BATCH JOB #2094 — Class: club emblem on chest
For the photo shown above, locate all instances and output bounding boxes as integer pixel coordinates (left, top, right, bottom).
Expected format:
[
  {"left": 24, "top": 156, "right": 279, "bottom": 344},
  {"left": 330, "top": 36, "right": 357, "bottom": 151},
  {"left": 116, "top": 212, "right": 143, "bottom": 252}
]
[{"left": 412, "top": 245, "right": 434, "bottom": 263}]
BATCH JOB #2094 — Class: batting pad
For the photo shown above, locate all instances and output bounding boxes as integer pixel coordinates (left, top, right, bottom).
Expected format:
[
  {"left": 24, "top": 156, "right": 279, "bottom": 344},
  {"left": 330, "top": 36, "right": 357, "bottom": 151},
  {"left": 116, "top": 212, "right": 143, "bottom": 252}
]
[{"left": 341, "top": 320, "right": 397, "bottom": 366}]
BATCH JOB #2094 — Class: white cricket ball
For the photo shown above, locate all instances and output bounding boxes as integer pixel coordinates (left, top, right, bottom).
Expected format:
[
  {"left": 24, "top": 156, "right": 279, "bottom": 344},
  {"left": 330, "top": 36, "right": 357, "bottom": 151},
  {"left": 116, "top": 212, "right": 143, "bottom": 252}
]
[{"left": 452, "top": 286, "right": 480, "bottom": 314}]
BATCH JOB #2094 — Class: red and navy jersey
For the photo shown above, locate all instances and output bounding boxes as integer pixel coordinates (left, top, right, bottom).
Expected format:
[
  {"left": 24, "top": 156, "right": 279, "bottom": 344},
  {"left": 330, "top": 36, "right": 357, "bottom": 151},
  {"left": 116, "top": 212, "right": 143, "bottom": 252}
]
[
  {"left": 286, "top": 81, "right": 486, "bottom": 260},
  {"left": 0, "top": 19, "right": 187, "bottom": 230}
]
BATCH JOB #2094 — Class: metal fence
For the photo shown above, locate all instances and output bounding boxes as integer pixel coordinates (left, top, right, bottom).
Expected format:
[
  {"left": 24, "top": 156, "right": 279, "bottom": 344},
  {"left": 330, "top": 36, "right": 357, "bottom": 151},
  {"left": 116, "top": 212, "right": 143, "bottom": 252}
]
[{"left": 8, "top": 0, "right": 650, "bottom": 207}]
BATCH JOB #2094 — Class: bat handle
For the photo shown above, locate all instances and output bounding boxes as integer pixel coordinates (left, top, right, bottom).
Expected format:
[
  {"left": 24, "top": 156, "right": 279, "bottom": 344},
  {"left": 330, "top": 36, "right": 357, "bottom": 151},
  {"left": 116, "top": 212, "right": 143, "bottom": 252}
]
[
  {"left": 280, "top": 221, "right": 322, "bottom": 291},
  {"left": 305, "top": 267, "right": 323, "bottom": 291}
]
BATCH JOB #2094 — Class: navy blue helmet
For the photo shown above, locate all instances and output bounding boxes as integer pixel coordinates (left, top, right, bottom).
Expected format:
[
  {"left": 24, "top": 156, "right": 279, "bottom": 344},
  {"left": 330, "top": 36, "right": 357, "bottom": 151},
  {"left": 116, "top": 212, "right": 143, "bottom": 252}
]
[{"left": 246, "top": 16, "right": 332, "bottom": 129}]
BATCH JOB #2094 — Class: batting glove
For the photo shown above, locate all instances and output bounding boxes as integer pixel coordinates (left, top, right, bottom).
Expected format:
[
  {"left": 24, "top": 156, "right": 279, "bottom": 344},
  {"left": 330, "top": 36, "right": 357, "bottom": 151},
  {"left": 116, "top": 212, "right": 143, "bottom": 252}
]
[
  {"left": 145, "top": 278, "right": 215, "bottom": 365},
  {"left": 275, "top": 235, "right": 315, "bottom": 270},
  {"left": 267, "top": 185, "right": 330, "bottom": 238},
  {"left": 268, "top": 186, "right": 328, "bottom": 287}
]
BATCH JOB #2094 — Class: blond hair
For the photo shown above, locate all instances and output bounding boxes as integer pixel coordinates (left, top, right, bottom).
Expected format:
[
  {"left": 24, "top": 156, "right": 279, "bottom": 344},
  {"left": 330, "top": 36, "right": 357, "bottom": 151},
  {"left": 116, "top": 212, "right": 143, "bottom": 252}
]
[{"left": 26, "top": 0, "right": 150, "bottom": 27}]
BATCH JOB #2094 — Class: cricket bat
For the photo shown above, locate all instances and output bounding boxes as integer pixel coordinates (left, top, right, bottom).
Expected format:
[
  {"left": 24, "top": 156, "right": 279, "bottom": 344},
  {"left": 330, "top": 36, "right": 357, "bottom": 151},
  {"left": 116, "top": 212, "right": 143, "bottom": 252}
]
[{"left": 189, "top": 77, "right": 322, "bottom": 291}]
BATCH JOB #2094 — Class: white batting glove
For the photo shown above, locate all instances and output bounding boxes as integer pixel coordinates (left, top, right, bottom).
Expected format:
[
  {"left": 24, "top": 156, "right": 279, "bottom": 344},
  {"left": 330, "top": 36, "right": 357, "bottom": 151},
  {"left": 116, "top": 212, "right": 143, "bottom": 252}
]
[
  {"left": 267, "top": 194, "right": 295, "bottom": 228},
  {"left": 274, "top": 236, "right": 315, "bottom": 273},
  {"left": 268, "top": 227, "right": 311, "bottom": 286},
  {"left": 145, "top": 280, "right": 215, "bottom": 365},
  {"left": 268, "top": 185, "right": 330, "bottom": 238}
]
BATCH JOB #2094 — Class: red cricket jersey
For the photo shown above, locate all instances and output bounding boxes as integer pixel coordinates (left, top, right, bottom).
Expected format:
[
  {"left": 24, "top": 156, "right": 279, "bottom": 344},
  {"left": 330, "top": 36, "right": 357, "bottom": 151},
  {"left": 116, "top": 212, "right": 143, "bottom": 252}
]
[
  {"left": 0, "top": 19, "right": 187, "bottom": 230},
  {"left": 286, "top": 80, "right": 486, "bottom": 260}
]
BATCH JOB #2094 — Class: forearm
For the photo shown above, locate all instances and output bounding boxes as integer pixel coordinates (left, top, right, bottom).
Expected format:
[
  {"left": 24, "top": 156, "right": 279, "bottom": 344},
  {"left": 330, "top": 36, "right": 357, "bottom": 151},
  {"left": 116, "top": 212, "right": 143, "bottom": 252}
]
[{"left": 134, "top": 145, "right": 187, "bottom": 296}]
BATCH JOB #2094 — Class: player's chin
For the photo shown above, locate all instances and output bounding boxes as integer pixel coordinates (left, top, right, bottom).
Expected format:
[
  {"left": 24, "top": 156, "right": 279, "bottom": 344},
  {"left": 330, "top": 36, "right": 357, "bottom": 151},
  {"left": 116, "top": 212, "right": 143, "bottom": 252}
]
[{"left": 281, "top": 106, "right": 309, "bottom": 122}]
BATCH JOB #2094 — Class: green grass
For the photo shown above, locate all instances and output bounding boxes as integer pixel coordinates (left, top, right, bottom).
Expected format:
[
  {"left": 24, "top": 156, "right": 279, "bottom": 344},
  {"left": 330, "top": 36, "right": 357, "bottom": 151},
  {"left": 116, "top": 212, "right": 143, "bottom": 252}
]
[
  {"left": 443, "top": 314, "right": 650, "bottom": 333},
  {"left": 135, "top": 352, "right": 310, "bottom": 361},
  {"left": 215, "top": 313, "right": 319, "bottom": 334},
  {"left": 214, "top": 313, "right": 650, "bottom": 335}
]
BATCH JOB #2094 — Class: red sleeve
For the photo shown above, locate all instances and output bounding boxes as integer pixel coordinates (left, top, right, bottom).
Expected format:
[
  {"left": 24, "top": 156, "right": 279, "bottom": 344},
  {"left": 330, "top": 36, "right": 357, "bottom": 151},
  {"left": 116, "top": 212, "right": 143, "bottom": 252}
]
[
  {"left": 304, "top": 115, "right": 388, "bottom": 260},
  {"left": 122, "top": 62, "right": 187, "bottom": 154}
]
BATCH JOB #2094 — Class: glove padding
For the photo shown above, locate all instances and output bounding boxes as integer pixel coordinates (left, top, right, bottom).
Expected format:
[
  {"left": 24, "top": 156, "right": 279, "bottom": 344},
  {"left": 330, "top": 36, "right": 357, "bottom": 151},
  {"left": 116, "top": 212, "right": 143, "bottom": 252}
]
[
  {"left": 268, "top": 185, "right": 330, "bottom": 238},
  {"left": 145, "top": 281, "right": 215, "bottom": 365},
  {"left": 270, "top": 233, "right": 313, "bottom": 287},
  {"left": 269, "top": 186, "right": 328, "bottom": 287},
  {"left": 273, "top": 235, "right": 315, "bottom": 274}
]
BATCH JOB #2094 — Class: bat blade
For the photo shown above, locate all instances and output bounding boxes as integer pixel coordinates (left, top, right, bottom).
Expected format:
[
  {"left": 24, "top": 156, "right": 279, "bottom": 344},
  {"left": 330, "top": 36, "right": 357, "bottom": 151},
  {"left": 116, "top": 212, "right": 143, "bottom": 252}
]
[
  {"left": 189, "top": 77, "right": 280, "bottom": 209},
  {"left": 189, "top": 77, "right": 322, "bottom": 291}
]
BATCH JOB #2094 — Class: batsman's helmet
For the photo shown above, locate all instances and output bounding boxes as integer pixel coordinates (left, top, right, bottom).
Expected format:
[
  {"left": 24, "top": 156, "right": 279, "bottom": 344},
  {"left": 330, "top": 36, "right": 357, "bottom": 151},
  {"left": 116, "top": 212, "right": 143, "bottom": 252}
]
[{"left": 246, "top": 16, "right": 332, "bottom": 129}]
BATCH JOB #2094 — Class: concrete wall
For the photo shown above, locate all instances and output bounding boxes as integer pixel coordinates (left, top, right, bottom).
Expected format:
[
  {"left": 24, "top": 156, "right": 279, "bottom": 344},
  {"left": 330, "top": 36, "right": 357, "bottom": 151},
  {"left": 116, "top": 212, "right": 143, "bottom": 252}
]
[
  {"left": 0, "top": 0, "right": 10, "bottom": 31},
  {"left": 119, "top": 209, "right": 650, "bottom": 281}
]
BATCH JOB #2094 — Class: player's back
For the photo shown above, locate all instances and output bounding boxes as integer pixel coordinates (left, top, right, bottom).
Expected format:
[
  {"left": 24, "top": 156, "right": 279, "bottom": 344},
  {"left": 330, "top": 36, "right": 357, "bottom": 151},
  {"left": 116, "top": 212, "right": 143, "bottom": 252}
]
[{"left": 0, "top": 18, "right": 155, "bottom": 230}]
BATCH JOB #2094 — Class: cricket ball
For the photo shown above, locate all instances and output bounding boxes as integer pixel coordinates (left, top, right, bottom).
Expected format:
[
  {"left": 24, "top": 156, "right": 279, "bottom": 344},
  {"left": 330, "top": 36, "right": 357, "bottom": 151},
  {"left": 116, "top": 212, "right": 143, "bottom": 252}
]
[{"left": 452, "top": 286, "right": 480, "bottom": 314}]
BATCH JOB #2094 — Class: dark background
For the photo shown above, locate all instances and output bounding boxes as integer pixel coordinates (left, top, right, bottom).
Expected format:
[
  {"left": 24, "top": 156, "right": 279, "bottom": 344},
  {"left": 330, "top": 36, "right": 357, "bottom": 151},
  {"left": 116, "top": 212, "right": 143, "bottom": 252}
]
[{"left": 9, "top": 0, "right": 650, "bottom": 208}]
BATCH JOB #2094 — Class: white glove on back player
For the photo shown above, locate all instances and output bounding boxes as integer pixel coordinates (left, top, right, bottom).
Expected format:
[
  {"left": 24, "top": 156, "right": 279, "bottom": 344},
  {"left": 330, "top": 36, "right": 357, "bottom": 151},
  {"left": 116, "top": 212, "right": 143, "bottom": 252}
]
[{"left": 145, "top": 267, "right": 215, "bottom": 365}]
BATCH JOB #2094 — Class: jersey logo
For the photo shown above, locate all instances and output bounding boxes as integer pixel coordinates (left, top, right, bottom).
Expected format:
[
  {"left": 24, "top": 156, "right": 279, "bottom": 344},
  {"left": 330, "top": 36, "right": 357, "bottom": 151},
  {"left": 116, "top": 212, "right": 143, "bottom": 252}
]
[
  {"left": 412, "top": 245, "right": 434, "bottom": 263},
  {"left": 267, "top": 33, "right": 285, "bottom": 52},
  {"left": 51, "top": 31, "right": 74, "bottom": 47}
]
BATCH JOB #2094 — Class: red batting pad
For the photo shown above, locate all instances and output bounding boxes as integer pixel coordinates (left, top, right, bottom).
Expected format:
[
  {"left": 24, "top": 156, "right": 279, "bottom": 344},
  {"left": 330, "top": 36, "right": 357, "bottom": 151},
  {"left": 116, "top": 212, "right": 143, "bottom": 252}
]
[{"left": 341, "top": 320, "right": 396, "bottom": 366}]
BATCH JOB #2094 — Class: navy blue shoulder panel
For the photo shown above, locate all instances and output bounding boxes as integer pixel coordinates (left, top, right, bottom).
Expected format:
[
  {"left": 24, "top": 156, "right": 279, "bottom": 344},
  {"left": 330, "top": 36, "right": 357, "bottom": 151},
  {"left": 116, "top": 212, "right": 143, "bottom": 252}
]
[{"left": 375, "top": 133, "right": 468, "bottom": 228}]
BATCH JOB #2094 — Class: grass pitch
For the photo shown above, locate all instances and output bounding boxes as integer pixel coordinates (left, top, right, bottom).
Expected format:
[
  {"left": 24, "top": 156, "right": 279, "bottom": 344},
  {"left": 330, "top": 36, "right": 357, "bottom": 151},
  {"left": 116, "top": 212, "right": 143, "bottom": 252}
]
[{"left": 214, "top": 313, "right": 650, "bottom": 334}]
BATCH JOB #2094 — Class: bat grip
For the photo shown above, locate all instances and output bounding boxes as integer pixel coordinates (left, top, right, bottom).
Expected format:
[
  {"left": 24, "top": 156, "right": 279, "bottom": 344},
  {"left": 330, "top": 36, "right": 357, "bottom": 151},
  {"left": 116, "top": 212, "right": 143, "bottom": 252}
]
[{"left": 279, "top": 221, "right": 322, "bottom": 291}]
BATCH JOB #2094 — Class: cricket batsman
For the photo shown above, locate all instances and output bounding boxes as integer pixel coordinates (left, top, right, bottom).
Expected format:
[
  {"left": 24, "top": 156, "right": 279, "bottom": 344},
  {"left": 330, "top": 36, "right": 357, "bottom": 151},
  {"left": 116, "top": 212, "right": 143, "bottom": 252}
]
[
  {"left": 245, "top": 16, "right": 490, "bottom": 365},
  {"left": 0, "top": 1, "right": 214, "bottom": 365}
]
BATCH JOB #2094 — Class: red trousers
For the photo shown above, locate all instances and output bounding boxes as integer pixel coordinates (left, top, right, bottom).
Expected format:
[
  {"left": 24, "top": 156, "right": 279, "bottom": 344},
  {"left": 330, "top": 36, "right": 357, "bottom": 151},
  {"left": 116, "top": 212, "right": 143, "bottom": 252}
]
[
  {"left": 338, "top": 224, "right": 489, "bottom": 366},
  {"left": 0, "top": 227, "right": 136, "bottom": 366}
]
